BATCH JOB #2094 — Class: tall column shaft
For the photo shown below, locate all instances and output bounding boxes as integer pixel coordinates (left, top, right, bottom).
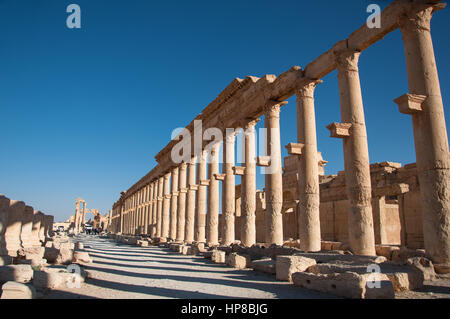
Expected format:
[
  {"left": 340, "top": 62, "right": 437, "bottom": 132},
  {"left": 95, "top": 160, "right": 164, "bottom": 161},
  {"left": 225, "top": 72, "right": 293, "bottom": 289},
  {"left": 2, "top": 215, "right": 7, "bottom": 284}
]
[
  {"left": 222, "top": 130, "right": 236, "bottom": 245},
  {"left": 170, "top": 167, "right": 179, "bottom": 240},
  {"left": 156, "top": 177, "right": 164, "bottom": 237},
  {"left": 146, "top": 184, "right": 153, "bottom": 234},
  {"left": 177, "top": 163, "right": 187, "bottom": 242},
  {"left": 162, "top": 172, "right": 171, "bottom": 238},
  {"left": 206, "top": 143, "right": 221, "bottom": 246},
  {"left": 195, "top": 151, "right": 207, "bottom": 243},
  {"left": 399, "top": 6, "right": 450, "bottom": 266},
  {"left": 241, "top": 120, "right": 258, "bottom": 247},
  {"left": 185, "top": 157, "right": 197, "bottom": 243},
  {"left": 336, "top": 50, "right": 376, "bottom": 256},
  {"left": 265, "top": 104, "right": 284, "bottom": 246},
  {"left": 297, "top": 82, "right": 321, "bottom": 252},
  {"left": 151, "top": 181, "right": 158, "bottom": 237}
]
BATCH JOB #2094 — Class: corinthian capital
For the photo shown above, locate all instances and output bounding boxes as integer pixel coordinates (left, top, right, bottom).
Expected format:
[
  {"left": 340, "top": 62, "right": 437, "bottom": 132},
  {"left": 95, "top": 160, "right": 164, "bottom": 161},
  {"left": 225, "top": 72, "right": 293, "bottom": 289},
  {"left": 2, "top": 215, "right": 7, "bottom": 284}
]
[
  {"left": 398, "top": 6, "right": 437, "bottom": 35},
  {"left": 264, "top": 101, "right": 288, "bottom": 118},
  {"left": 334, "top": 50, "right": 361, "bottom": 73},
  {"left": 297, "top": 79, "right": 323, "bottom": 99}
]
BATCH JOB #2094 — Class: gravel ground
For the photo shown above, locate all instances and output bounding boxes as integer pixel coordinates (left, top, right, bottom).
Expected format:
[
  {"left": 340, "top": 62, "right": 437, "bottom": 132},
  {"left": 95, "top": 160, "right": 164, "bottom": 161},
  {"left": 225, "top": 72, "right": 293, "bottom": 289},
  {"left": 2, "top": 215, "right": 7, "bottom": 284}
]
[{"left": 44, "top": 235, "right": 337, "bottom": 299}]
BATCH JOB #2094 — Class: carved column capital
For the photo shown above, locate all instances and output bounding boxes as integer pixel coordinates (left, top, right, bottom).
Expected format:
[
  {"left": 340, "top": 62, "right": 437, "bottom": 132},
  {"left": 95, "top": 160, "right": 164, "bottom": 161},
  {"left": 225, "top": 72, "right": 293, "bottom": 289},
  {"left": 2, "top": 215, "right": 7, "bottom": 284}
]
[
  {"left": 241, "top": 118, "right": 260, "bottom": 130},
  {"left": 334, "top": 50, "right": 361, "bottom": 73},
  {"left": 398, "top": 6, "right": 437, "bottom": 35},
  {"left": 264, "top": 101, "right": 288, "bottom": 119},
  {"left": 297, "top": 79, "right": 323, "bottom": 99}
]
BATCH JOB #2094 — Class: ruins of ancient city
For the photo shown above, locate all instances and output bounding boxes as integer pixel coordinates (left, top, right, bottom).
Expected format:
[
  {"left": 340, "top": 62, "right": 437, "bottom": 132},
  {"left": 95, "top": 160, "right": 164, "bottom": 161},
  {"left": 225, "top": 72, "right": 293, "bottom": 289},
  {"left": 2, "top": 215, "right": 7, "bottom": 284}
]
[{"left": 1, "top": 0, "right": 449, "bottom": 303}]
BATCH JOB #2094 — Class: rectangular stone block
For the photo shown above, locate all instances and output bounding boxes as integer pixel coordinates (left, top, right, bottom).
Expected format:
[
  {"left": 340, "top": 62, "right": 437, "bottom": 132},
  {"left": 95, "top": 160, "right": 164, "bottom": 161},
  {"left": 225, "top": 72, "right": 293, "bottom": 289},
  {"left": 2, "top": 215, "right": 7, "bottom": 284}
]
[
  {"left": 292, "top": 271, "right": 394, "bottom": 299},
  {"left": 250, "top": 258, "right": 276, "bottom": 275},
  {"left": 276, "top": 256, "right": 316, "bottom": 282},
  {"left": 1, "top": 281, "right": 36, "bottom": 299},
  {"left": 211, "top": 250, "right": 226, "bottom": 263},
  {"left": 226, "top": 253, "right": 251, "bottom": 269}
]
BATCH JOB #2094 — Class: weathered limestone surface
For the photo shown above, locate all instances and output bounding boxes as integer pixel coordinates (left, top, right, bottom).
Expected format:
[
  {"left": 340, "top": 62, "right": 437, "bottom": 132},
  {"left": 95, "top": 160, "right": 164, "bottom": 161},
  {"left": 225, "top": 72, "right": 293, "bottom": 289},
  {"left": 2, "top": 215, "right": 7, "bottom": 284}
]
[
  {"left": 195, "top": 151, "right": 207, "bottom": 244},
  {"left": 206, "top": 143, "right": 220, "bottom": 246},
  {"left": 1, "top": 281, "right": 36, "bottom": 299},
  {"left": 276, "top": 255, "right": 316, "bottom": 282},
  {"left": 0, "top": 265, "right": 33, "bottom": 283},
  {"left": 4, "top": 200, "right": 25, "bottom": 257},
  {"left": 222, "top": 130, "right": 236, "bottom": 246}
]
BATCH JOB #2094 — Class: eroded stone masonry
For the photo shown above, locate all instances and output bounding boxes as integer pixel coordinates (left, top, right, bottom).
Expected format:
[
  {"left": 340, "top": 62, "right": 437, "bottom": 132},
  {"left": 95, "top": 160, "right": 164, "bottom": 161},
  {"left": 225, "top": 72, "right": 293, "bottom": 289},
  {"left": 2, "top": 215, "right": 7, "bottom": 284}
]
[{"left": 106, "top": 0, "right": 449, "bottom": 298}]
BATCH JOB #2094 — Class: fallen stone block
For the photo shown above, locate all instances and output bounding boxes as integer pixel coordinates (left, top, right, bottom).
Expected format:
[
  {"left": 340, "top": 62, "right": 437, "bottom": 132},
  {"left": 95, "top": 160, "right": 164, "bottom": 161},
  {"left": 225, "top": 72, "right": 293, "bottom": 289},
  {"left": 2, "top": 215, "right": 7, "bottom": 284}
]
[
  {"left": 226, "top": 253, "right": 251, "bottom": 269},
  {"left": 181, "top": 245, "right": 190, "bottom": 255},
  {"left": 276, "top": 255, "right": 316, "bottom": 282},
  {"left": 75, "top": 242, "right": 84, "bottom": 250},
  {"left": 0, "top": 265, "right": 33, "bottom": 283},
  {"left": 137, "top": 240, "right": 148, "bottom": 247},
  {"left": 251, "top": 258, "right": 276, "bottom": 275},
  {"left": 33, "top": 270, "right": 65, "bottom": 289},
  {"left": 434, "top": 263, "right": 450, "bottom": 275},
  {"left": 292, "top": 271, "right": 395, "bottom": 299},
  {"left": 391, "top": 247, "right": 427, "bottom": 263},
  {"left": 72, "top": 251, "right": 92, "bottom": 264},
  {"left": 321, "top": 241, "right": 342, "bottom": 251},
  {"left": 375, "top": 245, "right": 400, "bottom": 260},
  {"left": 169, "top": 243, "right": 181, "bottom": 252},
  {"left": 211, "top": 250, "right": 226, "bottom": 263},
  {"left": 1, "top": 281, "right": 36, "bottom": 299},
  {"left": 386, "top": 270, "right": 424, "bottom": 292},
  {"left": 56, "top": 248, "right": 74, "bottom": 265},
  {"left": 202, "top": 251, "right": 214, "bottom": 259},
  {"left": 407, "top": 257, "right": 435, "bottom": 281}
]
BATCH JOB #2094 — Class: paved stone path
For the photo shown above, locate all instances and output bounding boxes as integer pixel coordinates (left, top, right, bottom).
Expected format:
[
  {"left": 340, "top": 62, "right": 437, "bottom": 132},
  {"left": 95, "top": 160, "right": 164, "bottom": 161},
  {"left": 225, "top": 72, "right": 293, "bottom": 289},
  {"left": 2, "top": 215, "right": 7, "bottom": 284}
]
[{"left": 45, "top": 235, "right": 337, "bottom": 299}]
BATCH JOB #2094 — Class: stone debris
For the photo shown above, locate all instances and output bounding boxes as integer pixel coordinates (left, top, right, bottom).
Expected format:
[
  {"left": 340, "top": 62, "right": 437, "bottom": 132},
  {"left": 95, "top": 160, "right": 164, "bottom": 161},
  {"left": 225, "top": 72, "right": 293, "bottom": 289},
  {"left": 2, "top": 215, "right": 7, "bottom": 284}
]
[
  {"left": 72, "top": 251, "right": 92, "bottom": 264},
  {"left": 250, "top": 258, "right": 276, "bottom": 275},
  {"left": 1, "top": 281, "right": 36, "bottom": 299},
  {"left": 226, "top": 253, "right": 251, "bottom": 269},
  {"left": 276, "top": 256, "right": 316, "bottom": 282},
  {"left": 211, "top": 250, "right": 226, "bottom": 263},
  {"left": 0, "top": 265, "right": 33, "bottom": 283}
]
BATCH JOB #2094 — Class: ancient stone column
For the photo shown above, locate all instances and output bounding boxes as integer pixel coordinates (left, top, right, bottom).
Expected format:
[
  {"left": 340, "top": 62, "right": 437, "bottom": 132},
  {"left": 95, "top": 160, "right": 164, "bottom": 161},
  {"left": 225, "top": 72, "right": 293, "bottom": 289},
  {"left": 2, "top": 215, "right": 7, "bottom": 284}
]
[
  {"left": 31, "top": 210, "right": 43, "bottom": 248},
  {"left": 170, "top": 167, "right": 179, "bottom": 240},
  {"left": 150, "top": 181, "right": 157, "bottom": 237},
  {"left": 297, "top": 81, "right": 322, "bottom": 252},
  {"left": 185, "top": 157, "right": 197, "bottom": 243},
  {"left": 156, "top": 176, "right": 164, "bottom": 238},
  {"left": 206, "top": 142, "right": 221, "bottom": 246},
  {"left": 20, "top": 205, "right": 35, "bottom": 249},
  {"left": 335, "top": 50, "right": 376, "bottom": 256},
  {"left": 81, "top": 201, "right": 86, "bottom": 228},
  {"left": 162, "top": 172, "right": 172, "bottom": 239},
  {"left": 44, "top": 215, "right": 54, "bottom": 239},
  {"left": 39, "top": 215, "right": 46, "bottom": 243},
  {"left": 241, "top": 119, "right": 258, "bottom": 247},
  {"left": 397, "top": 6, "right": 450, "bottom": 268},
  {"left": 145, "top": 184, "right": 153, "bottom": 235},
  {"left": 195, "top": 150, "right": 208, "bottom": 243},
  {"left": 177, "top": 163, "right": 188, "bottom": 242},
  {"left": 4, "top": 200, "right": 25, "bottom": 256},
  {"left": 264, "top": 103, "right": 285, "bottom": 246},
  {"left": 74, "top": 201, "right": 80, "bottom": 234},
  {"left": 222, "top": 129, "right": 236, "bottom": 246},
  {"left": 0, "top": 195, "right": 10, "bottom": 255}
]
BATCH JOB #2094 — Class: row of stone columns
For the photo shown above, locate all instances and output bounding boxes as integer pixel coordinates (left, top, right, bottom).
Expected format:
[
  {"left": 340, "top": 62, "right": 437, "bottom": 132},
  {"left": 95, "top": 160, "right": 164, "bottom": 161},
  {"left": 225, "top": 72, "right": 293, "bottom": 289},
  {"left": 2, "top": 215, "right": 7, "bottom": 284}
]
[
  {"left": 0, "top": 194, "right": 53, "bottom": 258},
  {"left": 109, "top": 5, "right": 449, "bottom": 267}
]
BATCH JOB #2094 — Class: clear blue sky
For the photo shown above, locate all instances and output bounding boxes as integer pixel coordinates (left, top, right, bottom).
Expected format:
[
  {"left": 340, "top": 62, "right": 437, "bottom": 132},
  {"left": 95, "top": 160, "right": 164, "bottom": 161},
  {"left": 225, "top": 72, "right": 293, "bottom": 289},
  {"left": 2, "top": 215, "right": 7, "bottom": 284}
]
[{"left": 1, "top": 0, "right": 449, "bottom": 222}]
